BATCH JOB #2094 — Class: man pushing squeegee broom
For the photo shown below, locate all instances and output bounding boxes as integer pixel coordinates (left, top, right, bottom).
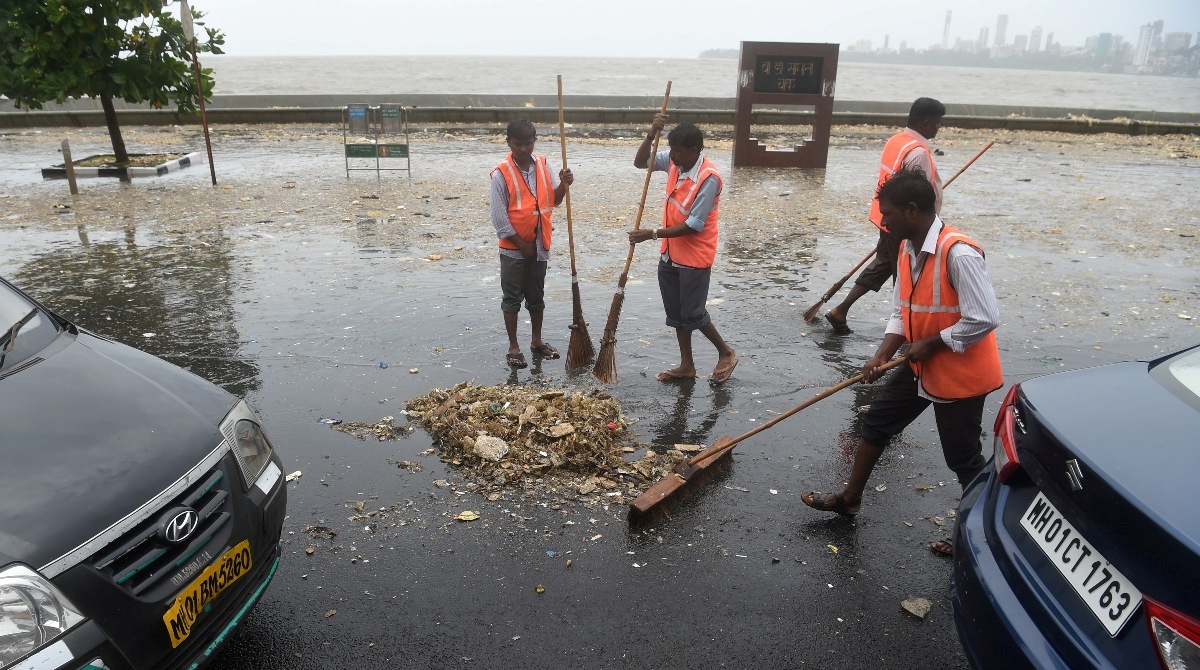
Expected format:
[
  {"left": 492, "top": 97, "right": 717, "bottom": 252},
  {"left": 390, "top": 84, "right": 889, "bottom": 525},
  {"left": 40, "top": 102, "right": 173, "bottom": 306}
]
[{"left": 633, "top": 169, "right": 1004, "bottom": 559}]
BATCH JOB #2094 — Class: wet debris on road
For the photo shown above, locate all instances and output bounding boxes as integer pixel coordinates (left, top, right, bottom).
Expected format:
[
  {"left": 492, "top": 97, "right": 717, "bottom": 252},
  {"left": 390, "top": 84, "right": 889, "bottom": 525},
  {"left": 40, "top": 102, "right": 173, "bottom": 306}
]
[
  {"left": 402, "top": 381, "right": 688, "bottom": 506},
  {"left": 331, "top": 415, "right": 414, "bottom": 440}
]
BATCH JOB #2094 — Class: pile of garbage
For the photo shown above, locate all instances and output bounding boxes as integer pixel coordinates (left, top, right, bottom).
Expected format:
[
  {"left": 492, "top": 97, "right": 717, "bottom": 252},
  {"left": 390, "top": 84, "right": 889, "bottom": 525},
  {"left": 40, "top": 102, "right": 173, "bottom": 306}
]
[{"left": 403, "top": 381, "right": 687, "bottom": 505}]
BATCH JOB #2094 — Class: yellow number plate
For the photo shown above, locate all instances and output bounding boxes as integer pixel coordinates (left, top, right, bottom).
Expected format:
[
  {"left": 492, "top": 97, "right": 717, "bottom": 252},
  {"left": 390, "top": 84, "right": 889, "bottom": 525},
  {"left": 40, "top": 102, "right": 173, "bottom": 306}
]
[{"left": 163, "top": 539, "right": 253, "bottom": 648}]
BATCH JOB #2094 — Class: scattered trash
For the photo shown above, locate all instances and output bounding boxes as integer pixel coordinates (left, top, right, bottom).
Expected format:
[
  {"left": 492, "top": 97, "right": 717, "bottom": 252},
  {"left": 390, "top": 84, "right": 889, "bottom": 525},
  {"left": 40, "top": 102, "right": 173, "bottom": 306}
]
[
  {"left": 725, "top": 485, "right": 750, "bottom": 492},
  {"left": 769, "top": 489, "right": 778, "bottom": 495},
  {"left": 378, "top": 362, "right": 389, "bottom": 369},
  {"left": 409, "top": 367, "right": 419, "bottom": 373},
  {"left": 875, "top": 484, "right": 887, "bottom": 492},
  {"left": 827, "top": 544, "right": 839, "bottom": 555},
  {"left": 566, "top": 559, "right": 573, "bottom": 568},
  {"left": 535, "top": 584, "right": 545, "bottom": 594},
  {"left": 324, "top": 609, "right": 337, "bottom": 618},
  {"left": 143, "top": 333, "right": 156, "bottom": 338},
  {"left": 454, "top": 510, "right": 479, "bottom": 521},
  {"left": 901, "top": 597, "right": 932, "bottom": 620},
  {"left": 425, "top": 253, "right": 444, "bottom": 261},
  {"left": 914, "top": 484, "right": 936, "bottom": 491},
  {"left": 318, "top": 418, "right": 343, "bottom": 425},
  {"left": 285, "top": 471, "right": 302, "bottom": 482},
  {"left": 473, "top": 435, "right": 510, "bottom": 462}
]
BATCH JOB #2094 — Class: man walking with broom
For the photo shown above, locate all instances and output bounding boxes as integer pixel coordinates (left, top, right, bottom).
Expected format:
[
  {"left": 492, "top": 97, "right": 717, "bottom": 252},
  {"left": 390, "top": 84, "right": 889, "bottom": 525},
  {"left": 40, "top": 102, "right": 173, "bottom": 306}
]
[
  {"left": 822, "top": 97, "right": 946, "bottom": 334},
  {"left": 628, "top": 113, "right": 737, "bottom": 384},
  {"left": 801, "top": 168, "right": 1001, "bottom": 558},
  {"left": 490, "top": 119, "right": 573, "bottom": 369}
]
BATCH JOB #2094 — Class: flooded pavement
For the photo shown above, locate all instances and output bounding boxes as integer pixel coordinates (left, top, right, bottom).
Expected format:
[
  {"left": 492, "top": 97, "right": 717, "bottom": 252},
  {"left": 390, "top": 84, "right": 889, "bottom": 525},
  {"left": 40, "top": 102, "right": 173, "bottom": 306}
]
[{"left": 1, "top": 122, "right": 1198, "bottom": 669}]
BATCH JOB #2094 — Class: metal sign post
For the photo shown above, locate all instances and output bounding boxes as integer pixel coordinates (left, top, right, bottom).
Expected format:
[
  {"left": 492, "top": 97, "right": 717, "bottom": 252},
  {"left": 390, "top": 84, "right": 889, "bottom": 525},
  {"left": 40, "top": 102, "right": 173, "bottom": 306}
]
[{"left": 181, "top": 0, "right": 217, "bottom": 185}]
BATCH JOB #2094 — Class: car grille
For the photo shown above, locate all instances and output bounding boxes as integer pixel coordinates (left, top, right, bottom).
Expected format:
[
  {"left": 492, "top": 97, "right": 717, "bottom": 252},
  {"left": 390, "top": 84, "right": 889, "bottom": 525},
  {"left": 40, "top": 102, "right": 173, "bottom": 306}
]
[{"left": 92, "top": 465, "right": 233, "bottom": 597}]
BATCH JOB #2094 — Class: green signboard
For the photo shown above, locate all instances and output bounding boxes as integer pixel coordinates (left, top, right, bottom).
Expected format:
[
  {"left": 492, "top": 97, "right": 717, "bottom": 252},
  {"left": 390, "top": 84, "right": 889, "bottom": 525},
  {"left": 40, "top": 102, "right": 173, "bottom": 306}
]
[{"left": 345, "top": 143, "right": 409, "bottom": 158}]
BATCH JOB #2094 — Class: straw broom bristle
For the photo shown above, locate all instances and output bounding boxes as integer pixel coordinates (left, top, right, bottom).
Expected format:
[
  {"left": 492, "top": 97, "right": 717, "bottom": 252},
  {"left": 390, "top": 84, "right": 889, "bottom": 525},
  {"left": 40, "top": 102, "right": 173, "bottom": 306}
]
[
  {"left": 591, "top": 290, "right": 625, "bottom": 383},
  {"left": 566, "top": 281, "right": 594, "bottom": 369},
  {"left": 801, "top": 298, "right": 826, "bottom": 323},
  {"left": 567, "top": 321, "right": 594, "bottom": 369}
]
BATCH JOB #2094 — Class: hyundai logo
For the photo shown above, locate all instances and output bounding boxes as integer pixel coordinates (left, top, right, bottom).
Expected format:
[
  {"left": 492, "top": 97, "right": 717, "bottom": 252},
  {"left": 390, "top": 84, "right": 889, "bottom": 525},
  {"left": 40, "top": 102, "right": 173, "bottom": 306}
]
[{"left": 160, "top": 508, "right": 199, "bottom": 544}]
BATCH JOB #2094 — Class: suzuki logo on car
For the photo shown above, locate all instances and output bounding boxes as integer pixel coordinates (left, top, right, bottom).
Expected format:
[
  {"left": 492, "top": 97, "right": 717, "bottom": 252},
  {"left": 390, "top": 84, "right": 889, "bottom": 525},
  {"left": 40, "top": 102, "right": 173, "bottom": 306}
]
[
  {"left": 161, "top": 509, "right": 199, "bottom": 544},
  {"left": 1065, "top": 459, "right": 1084, "bottom": 491}
]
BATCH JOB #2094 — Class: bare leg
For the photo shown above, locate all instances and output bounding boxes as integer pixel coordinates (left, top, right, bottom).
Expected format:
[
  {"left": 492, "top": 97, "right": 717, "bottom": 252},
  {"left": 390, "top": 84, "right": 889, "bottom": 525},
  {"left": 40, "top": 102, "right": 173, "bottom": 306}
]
[
  {"left": 829, "top": 283, "right": 871, "bottom": 322},
  {"left": 530, "top": 309, "right": 544, "bottom": 349},
  {"left": 654, "top": 328, "right": 695, "bottom": 378},
  {"left": 504, "top": 311, "right": 521, "bottom": 356},
  {"left": 699, "top": 322, "right": 737, "bottom": 382},
  {"left": 803, "top": 438, "right": 884, "bottom": 514}
]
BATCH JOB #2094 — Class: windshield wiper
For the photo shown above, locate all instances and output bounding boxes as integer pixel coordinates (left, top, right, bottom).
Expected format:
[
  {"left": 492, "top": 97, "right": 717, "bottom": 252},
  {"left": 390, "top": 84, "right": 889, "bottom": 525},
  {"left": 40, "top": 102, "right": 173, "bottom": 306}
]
[{"left": 1, "top": 308, "right": 39, "bottom": 355}]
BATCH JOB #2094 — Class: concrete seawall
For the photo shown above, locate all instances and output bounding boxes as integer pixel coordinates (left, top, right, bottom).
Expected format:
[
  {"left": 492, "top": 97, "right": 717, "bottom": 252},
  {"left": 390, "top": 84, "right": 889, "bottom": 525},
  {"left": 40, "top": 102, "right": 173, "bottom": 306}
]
[{"left": 3, "top": 95, "right": 1197, "bottom": 135}]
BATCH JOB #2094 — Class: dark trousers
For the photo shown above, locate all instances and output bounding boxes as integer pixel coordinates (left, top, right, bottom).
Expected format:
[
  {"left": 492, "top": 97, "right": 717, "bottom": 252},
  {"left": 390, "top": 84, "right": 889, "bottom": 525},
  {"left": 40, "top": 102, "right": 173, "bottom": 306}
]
[
  {"left": 860, "top": 364, "right": 990, "bottom": 488},
  {"left": 854, "top": 227, "right": 902, "bottom": 292}
]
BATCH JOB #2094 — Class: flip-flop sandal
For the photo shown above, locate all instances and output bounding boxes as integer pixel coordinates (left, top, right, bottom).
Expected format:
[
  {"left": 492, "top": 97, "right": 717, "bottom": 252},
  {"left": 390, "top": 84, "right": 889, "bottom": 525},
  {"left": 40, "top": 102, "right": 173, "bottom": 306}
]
[
  {"left": 802, "top": 491, "right": 860, "bottom": 517},
  {"left": 930, "top": 539, "right": 954, "bottom": 556},
  {"left": 655, "top": 369, "right": 698, "bottom": 382},
  {"left": 825, "top": 313, "right": 853, "bottom": 335},
  {"left": 530, "top": 343, "right": 560, "bottom": 359},
  {"left": 710, "top": 354, "right": 738, "bottom": 383},
  {"left": 506, "top": 352, "right": 528, "bottom": 368}
]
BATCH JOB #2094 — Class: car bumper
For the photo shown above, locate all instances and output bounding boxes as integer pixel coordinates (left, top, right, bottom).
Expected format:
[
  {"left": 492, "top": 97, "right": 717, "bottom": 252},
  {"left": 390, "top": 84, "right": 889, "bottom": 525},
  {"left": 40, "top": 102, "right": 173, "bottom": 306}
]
[
  {"left": 951, "top": 469, "right": 1071, "bottom": 670},
  {"left": 14, "top": 541, "right": 281, "bottom": 670}
]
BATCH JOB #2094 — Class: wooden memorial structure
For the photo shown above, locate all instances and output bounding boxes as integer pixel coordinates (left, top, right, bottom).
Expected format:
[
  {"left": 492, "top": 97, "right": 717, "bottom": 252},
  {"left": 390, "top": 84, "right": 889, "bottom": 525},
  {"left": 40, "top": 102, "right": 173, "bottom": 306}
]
[{"left": 733, "top": 42, "right": 839, "bottom": 168}]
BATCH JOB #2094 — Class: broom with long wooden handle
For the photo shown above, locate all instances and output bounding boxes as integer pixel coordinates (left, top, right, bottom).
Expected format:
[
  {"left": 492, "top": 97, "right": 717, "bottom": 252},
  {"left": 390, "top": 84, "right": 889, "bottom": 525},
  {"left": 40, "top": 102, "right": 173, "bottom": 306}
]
[
  {"left": 801, "top": 140, "right": 996, "bottom": 323},
  {"left": 557, "top": 75, "right": 595, "bottom": 369},
  {"left": 630, "top": 356, "right": 909, "bottom": 517},
  {"left": 592, "top": 81, "right": 672, "bottom": 384}
]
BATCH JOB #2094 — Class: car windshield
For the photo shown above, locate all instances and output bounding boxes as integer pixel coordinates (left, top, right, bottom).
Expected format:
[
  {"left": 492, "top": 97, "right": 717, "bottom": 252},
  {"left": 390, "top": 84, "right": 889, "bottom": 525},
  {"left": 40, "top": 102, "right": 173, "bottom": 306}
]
[
  {"left": 1166, "top": 347, "right": 1200, "bottom": 399},
  {"left": 0, "top": 280, "right": 58, "bottom": 369},
  {"left": 0, "top": 282, "right": 39, "bottom": 341}
]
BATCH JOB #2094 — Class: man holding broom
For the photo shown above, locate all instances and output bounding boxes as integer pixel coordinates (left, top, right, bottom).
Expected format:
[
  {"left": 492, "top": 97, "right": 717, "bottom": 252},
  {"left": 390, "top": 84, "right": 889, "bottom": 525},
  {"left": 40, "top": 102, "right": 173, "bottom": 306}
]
[
  {"left": 628, "top": 113, "right": 737, "bottom": 384},
  {"left": 490, "top": 119, "right": 573, "bottom": 369},
  {"left": 824, "top": 97, "right": 945, "bottom": 334},
  {"left": 802, "top": 168, "right": 1001, "bottom": 557}
]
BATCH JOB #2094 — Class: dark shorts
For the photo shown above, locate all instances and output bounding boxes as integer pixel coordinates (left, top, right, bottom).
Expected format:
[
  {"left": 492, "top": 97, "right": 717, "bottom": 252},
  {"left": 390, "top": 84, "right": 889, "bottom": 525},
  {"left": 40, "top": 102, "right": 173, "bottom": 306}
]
[
  {"left": 860, "top": 364, "right": 990, "bottom": 488},
  {"left": 855, "top": 227, "right": 903, "bottom": 292},
  {"left": 499, "top": 254, "right": 547, "bottom": 314},
  {"left": 658, "top": 259, "right": 712, "bottom": 331}
]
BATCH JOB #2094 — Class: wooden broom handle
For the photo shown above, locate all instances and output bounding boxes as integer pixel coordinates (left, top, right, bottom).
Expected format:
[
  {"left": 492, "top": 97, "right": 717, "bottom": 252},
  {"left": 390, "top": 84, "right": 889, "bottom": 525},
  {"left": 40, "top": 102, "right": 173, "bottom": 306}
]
[
  {"left": 556, "top": 75, "right": 579, "bottom": 275},
  {"left": 689, "top": 357, "right": 909, "bottom": 467},
  {"left": 942, "top": 140, "right": 994, "bottom": 189},
  {"left": 618, "top": 81, "right": 672, "bottom": 278}
]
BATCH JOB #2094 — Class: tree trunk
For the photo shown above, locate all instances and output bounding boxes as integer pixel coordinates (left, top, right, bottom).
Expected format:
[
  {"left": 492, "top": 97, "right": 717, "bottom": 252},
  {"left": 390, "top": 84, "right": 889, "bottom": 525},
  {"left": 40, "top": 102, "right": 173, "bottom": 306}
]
[{"left": 100, "top": 93, "right": 128, "bottom": 165}]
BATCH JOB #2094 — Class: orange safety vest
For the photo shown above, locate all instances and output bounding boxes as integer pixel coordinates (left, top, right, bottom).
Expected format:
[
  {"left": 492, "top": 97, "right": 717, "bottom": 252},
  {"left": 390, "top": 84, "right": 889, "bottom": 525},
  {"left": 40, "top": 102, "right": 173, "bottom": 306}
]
[
  {"left": 869, "top": 131, "right": 940, "bottom": 231},
  {"left": 660, "top": 156, "right": 722, "bottom": 269},
  {"left": 493, "top": 153, "right": 554, "bottom": 251},
  {"left": 897, "top": 224, "right": 1003, "bottom": 401}
]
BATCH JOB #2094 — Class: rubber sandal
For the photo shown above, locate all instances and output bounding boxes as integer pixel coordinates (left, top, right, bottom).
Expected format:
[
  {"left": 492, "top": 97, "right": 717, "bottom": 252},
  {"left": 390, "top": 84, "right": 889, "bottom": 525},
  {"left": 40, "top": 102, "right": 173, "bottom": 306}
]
[
  {"left": 825, "top": 313, "right": 853, "bottom": 335},
  {"left": 530, "top": 343, "right": 560, "bottom": 359},
  {"left": 506, "top": 352, "right": 528, "bottom": 368},
  {"left": 802, "top": 491, "right": 860, "bottom": 517}
]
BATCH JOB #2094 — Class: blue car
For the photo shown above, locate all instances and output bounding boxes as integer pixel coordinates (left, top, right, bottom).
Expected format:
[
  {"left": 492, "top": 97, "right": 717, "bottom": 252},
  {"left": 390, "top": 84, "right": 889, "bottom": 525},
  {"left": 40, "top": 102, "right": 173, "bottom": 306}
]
[{"left": 952, "top": 345, "right": 1200, "bottom": 669}]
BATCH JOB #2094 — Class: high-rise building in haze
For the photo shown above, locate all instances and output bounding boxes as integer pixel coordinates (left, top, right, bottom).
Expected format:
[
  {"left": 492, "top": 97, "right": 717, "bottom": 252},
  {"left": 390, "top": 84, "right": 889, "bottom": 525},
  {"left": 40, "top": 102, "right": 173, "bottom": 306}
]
[
  {"left": 1014, "top": 34, "right": 1029, "bottom": 52},
  {"left": 978, "top": 27, "right": 990, "bottom": 51},
  {"left": 1164, "top": 32, "right": 1193, "bottom": 52},
  {"left": 1136, "top": 23, "right": 1154, "bottom": 65},
  {"left": 1030, "top": 26, "right": 1043, "bottom": 52},
  {"left": 943, "top": 10, "right": 952, "bottom": 49},
  {"left": 995, "top": 14, "right": 1008, "bottom": 47}
]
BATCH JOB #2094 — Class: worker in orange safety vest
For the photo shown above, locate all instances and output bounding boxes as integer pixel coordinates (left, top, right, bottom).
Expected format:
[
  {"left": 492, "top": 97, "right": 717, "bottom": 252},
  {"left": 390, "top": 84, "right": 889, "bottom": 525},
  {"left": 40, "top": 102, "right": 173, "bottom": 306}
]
[
  {"left": 802, "top": 168, "right": 1002, "bottom": 558},
  {"left": 824, "top": 97, "right": 945, "bottom": 335}
]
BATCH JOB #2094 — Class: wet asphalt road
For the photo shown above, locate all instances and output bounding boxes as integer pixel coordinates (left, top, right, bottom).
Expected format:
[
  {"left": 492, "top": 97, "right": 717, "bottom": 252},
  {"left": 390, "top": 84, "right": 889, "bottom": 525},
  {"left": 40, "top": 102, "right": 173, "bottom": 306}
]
[{"left": 1, "top": 123, "right": 1197, "bottom": 669}]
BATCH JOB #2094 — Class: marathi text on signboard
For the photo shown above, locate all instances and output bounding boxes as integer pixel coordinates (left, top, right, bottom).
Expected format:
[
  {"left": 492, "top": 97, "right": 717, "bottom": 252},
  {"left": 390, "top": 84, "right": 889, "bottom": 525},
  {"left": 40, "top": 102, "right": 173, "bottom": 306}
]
[{"left": 753, "top": 56, "right": 823, "bottom": 95}]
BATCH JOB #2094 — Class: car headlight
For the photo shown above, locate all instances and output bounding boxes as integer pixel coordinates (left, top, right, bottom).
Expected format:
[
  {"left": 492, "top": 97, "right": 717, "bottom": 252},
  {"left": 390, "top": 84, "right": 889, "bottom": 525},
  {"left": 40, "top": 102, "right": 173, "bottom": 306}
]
[
  {"left": 220, "top": 401, "right": 275, "bottom": 489},
  {"left": 0, "top": 565, "right": 85, "bottom": 668}
]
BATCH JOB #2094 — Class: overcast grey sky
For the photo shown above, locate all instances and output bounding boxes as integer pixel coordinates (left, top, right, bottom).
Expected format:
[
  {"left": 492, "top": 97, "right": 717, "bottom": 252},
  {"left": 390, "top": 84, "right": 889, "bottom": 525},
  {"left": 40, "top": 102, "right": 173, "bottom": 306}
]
[{"left": 189, "top": 0, "right": 1198, "bottom": 58}]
